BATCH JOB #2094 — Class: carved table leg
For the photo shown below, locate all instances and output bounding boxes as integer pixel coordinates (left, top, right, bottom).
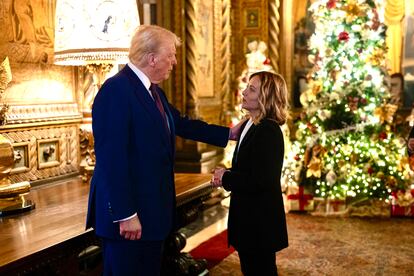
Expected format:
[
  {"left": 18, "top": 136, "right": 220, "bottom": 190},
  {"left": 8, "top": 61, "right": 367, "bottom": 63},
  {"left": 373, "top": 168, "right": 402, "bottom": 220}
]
[{"left": 162, "top": 231, "right": 208, "bottom": 276}]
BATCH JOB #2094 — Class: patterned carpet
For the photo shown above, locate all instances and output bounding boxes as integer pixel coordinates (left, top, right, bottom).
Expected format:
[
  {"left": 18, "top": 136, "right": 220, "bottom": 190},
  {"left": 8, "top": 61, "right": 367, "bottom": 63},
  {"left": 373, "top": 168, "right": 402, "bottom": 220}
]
[{"left": 209, "top": 213, "right": 414, "bottom": 276}]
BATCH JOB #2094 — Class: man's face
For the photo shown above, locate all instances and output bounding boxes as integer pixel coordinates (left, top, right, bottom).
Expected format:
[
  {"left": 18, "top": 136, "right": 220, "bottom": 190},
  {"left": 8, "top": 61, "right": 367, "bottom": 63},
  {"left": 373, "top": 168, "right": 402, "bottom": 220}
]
[{"left": 152, "top": 41, "right": 177, "bottom": 83}]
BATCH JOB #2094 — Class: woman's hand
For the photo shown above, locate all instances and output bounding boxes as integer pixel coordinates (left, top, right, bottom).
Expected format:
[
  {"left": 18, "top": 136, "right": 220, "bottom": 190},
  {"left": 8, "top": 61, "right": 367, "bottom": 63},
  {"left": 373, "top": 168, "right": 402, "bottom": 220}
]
[{"left": 211, "top": 167, "right": 227, "bottom": 187}]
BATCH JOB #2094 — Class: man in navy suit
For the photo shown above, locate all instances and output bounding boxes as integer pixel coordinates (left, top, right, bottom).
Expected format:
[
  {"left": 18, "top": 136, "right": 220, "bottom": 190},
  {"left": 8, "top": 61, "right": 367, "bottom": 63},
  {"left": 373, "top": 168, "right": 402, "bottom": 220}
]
[{"left": 86, "top": 25, "right": 240, "bottom": 275}]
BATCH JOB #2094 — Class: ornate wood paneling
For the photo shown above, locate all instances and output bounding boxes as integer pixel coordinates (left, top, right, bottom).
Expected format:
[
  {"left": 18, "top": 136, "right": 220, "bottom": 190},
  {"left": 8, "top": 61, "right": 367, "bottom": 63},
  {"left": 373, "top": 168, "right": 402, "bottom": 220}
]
[
  {"left": 0, "top": 124, "right": 80, "bottom": 184},
  {"left": 163, "top": 0, "right": 233, "bottom": 172}
]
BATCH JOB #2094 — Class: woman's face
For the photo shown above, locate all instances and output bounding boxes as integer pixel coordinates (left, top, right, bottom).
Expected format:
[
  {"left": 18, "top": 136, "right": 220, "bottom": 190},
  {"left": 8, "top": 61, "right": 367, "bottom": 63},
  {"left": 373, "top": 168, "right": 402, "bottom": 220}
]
[{"left": 242, "top": 75, "right": 261, "bottom": 115}]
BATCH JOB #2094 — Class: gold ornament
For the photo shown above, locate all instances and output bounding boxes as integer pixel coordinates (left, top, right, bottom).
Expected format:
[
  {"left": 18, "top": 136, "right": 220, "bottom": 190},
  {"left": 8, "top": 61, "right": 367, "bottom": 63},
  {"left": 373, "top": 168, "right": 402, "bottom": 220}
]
[
  {"left": 306, "top": 157, "right": 322, "bottom": 178},
  {"left": 374, "top": 104, "right": 398, "bottom": 124},
  {"left": 306, "top": 144, "right": 326, "bottom": 178},
  {"left": 342, "top": 1, "right": 365, "bottom": 23}
]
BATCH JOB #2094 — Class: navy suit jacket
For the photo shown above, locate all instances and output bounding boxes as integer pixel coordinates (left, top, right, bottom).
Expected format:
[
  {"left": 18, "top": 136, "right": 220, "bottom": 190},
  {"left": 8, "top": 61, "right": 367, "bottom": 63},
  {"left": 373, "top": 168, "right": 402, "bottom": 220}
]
[{"left": 86, "top": 65, "right": 229, "bottom": 240}]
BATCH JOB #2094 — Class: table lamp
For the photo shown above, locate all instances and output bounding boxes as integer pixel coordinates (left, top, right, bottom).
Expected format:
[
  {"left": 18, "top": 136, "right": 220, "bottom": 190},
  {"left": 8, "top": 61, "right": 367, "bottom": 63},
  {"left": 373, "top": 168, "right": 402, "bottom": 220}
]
[
  {"left": 54, "top": 0, "right": 140, "bottom": 119},
  {"left": 54, "top": 0, "right": 139, "bottom": 182}
]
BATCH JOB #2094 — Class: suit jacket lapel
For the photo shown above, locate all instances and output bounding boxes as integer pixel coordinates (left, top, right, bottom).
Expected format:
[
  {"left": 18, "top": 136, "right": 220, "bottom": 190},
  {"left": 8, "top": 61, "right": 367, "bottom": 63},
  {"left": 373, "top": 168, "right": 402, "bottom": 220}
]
[
  {"left": 238, "top": 123, "right": 256, "bottom": 151},
  {"left": 232, "top": 120, "right": 249, "bottom": 165},
  {"left": 232, "top": 121, "right": 257, "bottom": 165},
  {"left": 121, "top": 66, "right": 173, "bottom": 154}
]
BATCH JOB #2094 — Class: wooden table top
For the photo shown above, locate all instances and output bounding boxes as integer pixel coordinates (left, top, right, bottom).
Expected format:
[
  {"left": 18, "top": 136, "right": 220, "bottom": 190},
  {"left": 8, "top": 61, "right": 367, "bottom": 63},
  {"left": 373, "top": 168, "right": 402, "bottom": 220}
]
[{"left": 0, "top": 173, "right": 211, "bottom": 267}]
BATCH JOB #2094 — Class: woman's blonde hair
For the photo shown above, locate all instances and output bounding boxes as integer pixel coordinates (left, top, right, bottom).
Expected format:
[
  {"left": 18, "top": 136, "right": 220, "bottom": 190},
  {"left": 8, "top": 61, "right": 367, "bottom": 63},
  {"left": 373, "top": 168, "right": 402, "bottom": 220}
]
[
  {"left": 249, "top": 71, "right": 289, "bottom": 125},
  {"left": 128, "top": 25, "right": 181, "bottom": 67}
]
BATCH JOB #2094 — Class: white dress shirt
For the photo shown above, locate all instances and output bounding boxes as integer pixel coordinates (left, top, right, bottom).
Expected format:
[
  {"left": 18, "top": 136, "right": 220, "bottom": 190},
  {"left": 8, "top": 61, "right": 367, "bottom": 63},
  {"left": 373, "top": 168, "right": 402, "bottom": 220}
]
[{"left": 237, "top": 118, "right": 254, "bottom": 152}]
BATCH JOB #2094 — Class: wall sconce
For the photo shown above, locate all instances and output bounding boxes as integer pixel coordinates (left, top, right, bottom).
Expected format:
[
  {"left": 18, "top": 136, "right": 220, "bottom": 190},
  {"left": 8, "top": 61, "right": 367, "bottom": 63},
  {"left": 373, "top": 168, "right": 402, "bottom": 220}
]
[{"left": 54, "top": 0, "right": 140, "bottom": 120}]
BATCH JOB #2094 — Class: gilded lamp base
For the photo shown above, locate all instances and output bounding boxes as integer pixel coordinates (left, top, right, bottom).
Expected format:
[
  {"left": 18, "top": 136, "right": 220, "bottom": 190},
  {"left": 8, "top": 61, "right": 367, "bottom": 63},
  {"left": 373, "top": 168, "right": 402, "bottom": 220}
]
[{"left": 0, "top": 181, "right": 35, "bottom": 217}]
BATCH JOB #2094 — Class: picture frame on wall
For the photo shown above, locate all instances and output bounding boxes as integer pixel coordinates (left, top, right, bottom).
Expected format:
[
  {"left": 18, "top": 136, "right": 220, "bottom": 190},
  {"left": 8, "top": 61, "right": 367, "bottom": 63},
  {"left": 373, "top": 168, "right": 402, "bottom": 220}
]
[
  {"left": 11, "top": 142, "right": 30, "bottom": 174},
  {"left": 37, "top": 138, "right": 60, "bottom": 169}
]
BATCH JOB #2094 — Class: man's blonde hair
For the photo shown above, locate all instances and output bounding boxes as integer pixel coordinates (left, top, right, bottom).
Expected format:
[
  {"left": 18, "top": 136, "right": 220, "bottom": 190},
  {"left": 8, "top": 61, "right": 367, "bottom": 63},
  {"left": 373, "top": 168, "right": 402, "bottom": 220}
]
[
  {"left": 249, "top": 71, "right": 289, "bottom": 125},
  {"left": 128, "top": 25, "right": 181, "bottom": 67}
]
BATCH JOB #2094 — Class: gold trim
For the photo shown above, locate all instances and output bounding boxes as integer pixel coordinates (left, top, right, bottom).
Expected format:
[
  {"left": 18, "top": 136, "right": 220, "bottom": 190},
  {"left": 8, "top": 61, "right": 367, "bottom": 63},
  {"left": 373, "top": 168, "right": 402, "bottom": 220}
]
[
  {"left": 0, "top": 181, "right": 30, "bottom": 198},
  {"left": 280, "top": 0, "right": 294, "bottom": 101},
  {"left": 54, "top": 48, "right": 130, "bottom": 55},
  {"left": 220, "top": 0, "right": 232, "bottom": 124},
  {"left": 0, "top": 119, "right": 82, "bottom": 132},
  {"left": 184, "top": 0, "right": 199, "bottom": 117},
  {"left": 268, "top": 0, "right": 281, "bottom": 73}
]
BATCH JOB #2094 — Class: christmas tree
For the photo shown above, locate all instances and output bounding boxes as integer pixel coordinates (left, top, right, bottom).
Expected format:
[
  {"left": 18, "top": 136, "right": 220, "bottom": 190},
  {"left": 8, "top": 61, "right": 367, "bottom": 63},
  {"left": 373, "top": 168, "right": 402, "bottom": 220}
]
[{"left": 283, "top": 0, "right": 412, "bottom": 211}]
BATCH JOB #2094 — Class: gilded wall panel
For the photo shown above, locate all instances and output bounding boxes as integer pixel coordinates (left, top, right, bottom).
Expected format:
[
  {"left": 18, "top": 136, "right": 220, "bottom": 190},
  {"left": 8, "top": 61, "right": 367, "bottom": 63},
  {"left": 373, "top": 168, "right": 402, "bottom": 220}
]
[
  {"left": 167, "top": 0, "right": 232, "bottom": 172},
  {"left": 174, "top": 0, "right": 231, "bottom": 125},
  {"left": 232, "top": 0, "right": 269, "bottom": 87},
  {"left": 0, "top": 0, "right": 80, "bottom": 122}
]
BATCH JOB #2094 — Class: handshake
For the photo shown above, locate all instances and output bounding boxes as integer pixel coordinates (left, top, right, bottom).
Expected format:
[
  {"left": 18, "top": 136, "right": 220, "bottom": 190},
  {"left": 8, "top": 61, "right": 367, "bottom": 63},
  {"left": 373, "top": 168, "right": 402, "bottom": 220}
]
[{"left": 210, "top": 167, "right": 228, "bottom": 187}]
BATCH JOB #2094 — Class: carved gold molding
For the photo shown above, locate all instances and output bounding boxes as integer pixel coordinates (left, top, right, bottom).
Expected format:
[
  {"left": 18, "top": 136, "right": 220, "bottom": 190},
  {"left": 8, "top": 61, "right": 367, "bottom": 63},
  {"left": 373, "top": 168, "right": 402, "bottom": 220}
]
[
  {"left": 5, "top": 103, "right": 81, "bottom": 125},
  {"left": 280, "top": 0, "right": 294, "bottom": 98},
  {"left": 220, "top": 0, "right": 232, "bottom": 124},
  {"left": 268, "top": 0, "right": 281, "bottom": 73},
  {"left": 184, "top": 0, "right": 199, "bottom": 118}
]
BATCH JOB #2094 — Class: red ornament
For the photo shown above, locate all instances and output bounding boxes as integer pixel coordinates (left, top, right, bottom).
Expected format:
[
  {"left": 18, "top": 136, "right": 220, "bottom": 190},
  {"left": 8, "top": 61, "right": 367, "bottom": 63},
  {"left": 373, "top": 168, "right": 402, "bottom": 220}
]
[
  {"left": 263, "top": 58, "right": 271, "bottom": 65},
  {"left": 371, "top": 9, "right": 380, "bottom": 31},
  {"left": 378, "top": 132, "right": 387, "bottom": 140},
  {"left": 338, "top": 31, "right": 349, "bottom": 42},
  {"left": 327, "top": 0, "right": 336, "bottom": 9},
  {"left": 367, "top": 167, "right": 374, "bottom": 175},
  {"left": 294, "top": 155, "right": 300, "bottom": 161}
]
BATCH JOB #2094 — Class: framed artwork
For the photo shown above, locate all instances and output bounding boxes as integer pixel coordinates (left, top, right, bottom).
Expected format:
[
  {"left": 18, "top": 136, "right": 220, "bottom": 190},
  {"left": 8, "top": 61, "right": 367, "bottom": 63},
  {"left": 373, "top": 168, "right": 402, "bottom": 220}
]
[
  {"left": 194, "top": 0, "right": 214, "bottom": 97},
  {"left": 245, "top": 9, "right": 259, "bottom": 28},
  {"left": 11, "top": 142, "right": 30, "bottom": 174},
  {"left": 37, "top": 138, "right": 60, "bottom": 169}
]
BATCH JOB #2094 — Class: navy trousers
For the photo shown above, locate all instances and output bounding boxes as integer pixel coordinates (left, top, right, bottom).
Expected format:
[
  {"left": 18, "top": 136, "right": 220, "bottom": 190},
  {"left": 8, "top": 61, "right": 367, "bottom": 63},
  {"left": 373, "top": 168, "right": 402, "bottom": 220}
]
[{"left": 102, "top": 238, "right": 164, "bottom": 276}]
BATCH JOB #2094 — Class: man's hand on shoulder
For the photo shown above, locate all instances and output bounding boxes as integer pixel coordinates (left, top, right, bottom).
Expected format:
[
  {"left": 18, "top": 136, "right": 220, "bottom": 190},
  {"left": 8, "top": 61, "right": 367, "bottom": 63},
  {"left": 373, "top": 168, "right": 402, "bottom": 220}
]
[
  {"left": 229, "top": 118, "right": 247, "bottom": 140},
  {"left": 119, "top": 215, "right": 142, "bottom": 240}
]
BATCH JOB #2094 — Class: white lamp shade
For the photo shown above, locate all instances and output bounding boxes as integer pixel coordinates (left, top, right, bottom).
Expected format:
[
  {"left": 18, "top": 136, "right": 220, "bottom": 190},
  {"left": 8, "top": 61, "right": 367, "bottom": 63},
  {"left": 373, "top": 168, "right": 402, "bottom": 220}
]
[{"left": 54, "top": 0, "right": 140, "bottom": 65}]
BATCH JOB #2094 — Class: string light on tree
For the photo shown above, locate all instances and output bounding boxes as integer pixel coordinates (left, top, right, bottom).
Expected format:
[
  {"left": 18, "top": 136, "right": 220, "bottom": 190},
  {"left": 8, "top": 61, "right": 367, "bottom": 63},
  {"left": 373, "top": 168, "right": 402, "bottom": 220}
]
[{"left": 283, "top": 0, "right": 412, "bottom": 208}]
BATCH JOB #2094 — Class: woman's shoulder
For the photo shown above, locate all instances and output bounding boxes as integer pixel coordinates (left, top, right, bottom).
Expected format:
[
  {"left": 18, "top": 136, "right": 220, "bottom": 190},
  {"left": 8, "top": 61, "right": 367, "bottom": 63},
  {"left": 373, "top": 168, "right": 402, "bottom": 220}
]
[
  {"left": 258, "top": 118, "right": 280, "bottom": 128},
  {"left": 256, "top": 118, "right": 283, "bottom": 135}
]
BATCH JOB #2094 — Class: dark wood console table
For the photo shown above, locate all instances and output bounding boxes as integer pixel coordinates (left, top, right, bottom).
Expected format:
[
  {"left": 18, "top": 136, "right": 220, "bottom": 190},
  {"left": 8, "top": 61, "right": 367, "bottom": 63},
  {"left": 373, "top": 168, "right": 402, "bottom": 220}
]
[{"left": 0, "top": 173, "right": 213, "bottom": 275}]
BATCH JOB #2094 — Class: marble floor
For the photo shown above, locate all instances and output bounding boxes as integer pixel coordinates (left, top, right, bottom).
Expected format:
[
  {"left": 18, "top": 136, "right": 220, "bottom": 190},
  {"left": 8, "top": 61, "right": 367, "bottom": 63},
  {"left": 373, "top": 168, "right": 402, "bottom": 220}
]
[{"left": 181, "top": 196, "right": 230, "bottom": 253}]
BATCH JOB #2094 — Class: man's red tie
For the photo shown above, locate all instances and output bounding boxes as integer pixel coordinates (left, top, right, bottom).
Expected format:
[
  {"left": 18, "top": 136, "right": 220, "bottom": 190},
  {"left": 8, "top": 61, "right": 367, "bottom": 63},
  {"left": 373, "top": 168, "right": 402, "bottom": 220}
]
[{"left": 150, "top": 84, "right": 169, "bottom": 133}]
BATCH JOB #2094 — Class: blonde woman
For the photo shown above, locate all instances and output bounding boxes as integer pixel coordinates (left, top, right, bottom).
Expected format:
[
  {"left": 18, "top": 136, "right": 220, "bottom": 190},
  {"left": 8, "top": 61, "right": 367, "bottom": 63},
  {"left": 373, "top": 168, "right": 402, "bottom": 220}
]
[{"left": 212, "top": 71, "right": 289, "bottom": 275}]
